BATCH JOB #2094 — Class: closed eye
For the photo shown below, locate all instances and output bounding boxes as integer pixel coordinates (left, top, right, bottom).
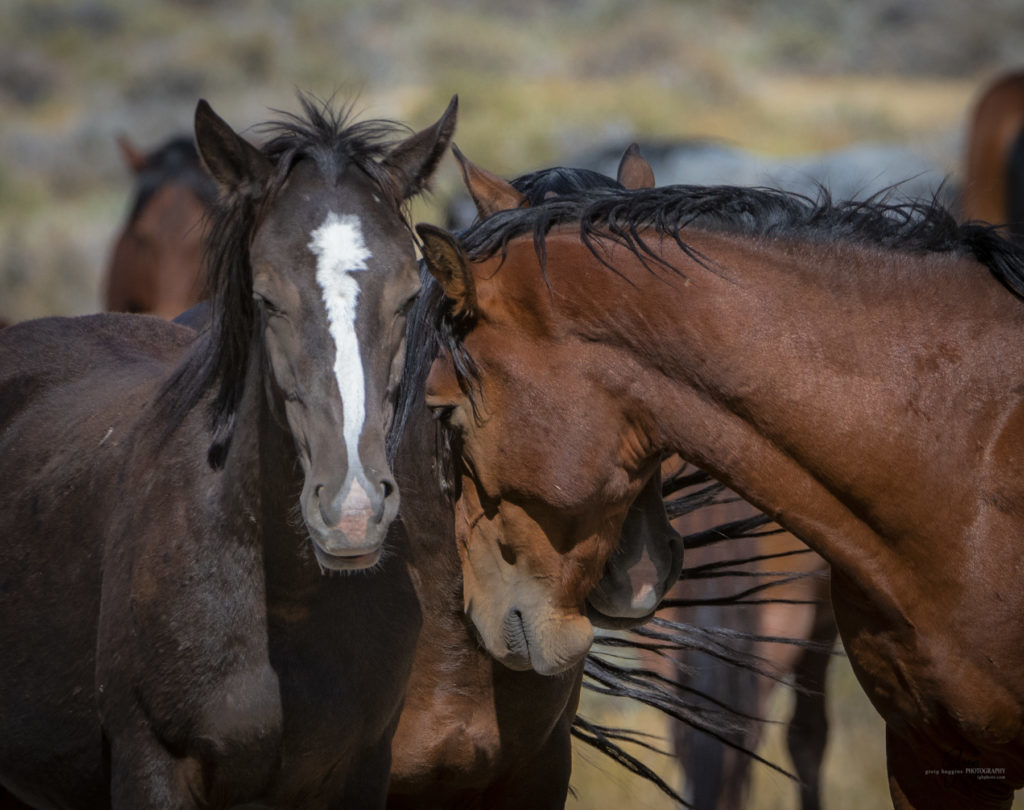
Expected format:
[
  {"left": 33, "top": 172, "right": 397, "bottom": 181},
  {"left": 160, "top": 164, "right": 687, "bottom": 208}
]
[
  {"left": 396, "top": 289, "right": 420, "bottom": 318},
  {"left": 428, "top": 403, "right": 455, "bottom": 424},
  {"left": 254, "top": 293, "right": 284, "bottom": 317}
]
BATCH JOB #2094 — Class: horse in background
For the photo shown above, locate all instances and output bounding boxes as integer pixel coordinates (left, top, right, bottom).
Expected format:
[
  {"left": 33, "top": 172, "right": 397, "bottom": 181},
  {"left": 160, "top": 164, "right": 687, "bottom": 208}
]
[
  {"left": 104, "top": 133, "right": 216, "bottom": 318},
  {"left": 659, "top": 465, "right": 835, "bottom": 810},
  {"left": 963, "top": 69, "right": 1024, "bottom": 242},
  {"left": 447, "top": 137, "right": 956, "bottom": 232},
  {"left": 385, "top": 143, "right": 697, "bottom": 809}
]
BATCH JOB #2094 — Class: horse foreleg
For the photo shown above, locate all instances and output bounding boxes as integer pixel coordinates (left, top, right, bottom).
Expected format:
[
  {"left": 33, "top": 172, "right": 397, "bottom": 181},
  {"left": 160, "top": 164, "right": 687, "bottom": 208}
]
[
  {"left": 785, "top": 607, "right": 837, "bottom": 810},
  {"left": 885, "top": 724, "right": 1014, "bottom": 810}
]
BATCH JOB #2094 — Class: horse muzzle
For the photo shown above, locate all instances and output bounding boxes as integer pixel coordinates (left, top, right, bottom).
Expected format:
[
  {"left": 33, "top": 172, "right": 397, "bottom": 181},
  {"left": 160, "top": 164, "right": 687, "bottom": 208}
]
[{"left": 306, "top": 475, "right": 399, "bottom": 571}]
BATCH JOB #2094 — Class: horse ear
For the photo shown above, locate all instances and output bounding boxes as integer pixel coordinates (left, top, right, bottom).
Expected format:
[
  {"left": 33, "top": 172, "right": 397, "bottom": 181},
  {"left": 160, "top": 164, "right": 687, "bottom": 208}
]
[
  {"left": 617, "top": 142, "right": 656, "bottom": 190},
  {"left": 193, "top": 99, "right": 272, "bottom": 192},
  {"left": 117, "top": 135, "right": 147, "bottom": 173},
  {"left": 382, "top": 95, "right": 458, "bottom": 202},
  {"left": 416, "top": 223, "right": 476, "bottom": 318},
  {"left": 586, "top": 466, "right": 684, "bottom": 629},
  {"left": 452, "top": 144, "right": 528, "bottom": 219}
]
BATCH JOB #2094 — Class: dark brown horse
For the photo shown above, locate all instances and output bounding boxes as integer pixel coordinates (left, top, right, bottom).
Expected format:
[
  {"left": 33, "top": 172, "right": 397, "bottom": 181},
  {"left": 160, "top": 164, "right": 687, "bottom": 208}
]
[
  {"left": 0, "top": 94, "right": 455, "bottom": 809},
  {"left": 417, "top": 171, "right": 1024, "bottom": 808},
  {"left": 964, "top": 69, "right": 1024, "bottom": 241},
  {"left": 384, "top": 144, "right": 690, "bottom": 809},
  {"left": 105, "top": 134, "right": 216, "bottom": 318}
]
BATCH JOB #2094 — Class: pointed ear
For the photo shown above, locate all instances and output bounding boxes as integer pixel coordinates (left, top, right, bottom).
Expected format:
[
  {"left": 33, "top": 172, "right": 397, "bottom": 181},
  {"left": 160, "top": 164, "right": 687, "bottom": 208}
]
[
  {"left": 416, "top": 223, "right": 476, "bottom": 318},
  {"left": 117, "top": 135, "right": 147, "bottom": 173},
  {"left": 617, "top": 142, "right": 656, "bottom": 190},
  {"left": 452, "top": 144, "right": 528, "bottom": 219},
  {"left": 382, "top": 95, "right": 458, "bottom": 202},
  {"left": 193, "top": 99, "right": 272, "bottom": 193}
]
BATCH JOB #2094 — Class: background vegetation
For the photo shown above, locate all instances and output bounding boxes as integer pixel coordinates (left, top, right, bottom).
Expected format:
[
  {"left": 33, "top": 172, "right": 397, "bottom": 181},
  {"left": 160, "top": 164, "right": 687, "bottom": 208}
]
[{"left": 3, "top": 1, "right": 1022, "bottom": 806}]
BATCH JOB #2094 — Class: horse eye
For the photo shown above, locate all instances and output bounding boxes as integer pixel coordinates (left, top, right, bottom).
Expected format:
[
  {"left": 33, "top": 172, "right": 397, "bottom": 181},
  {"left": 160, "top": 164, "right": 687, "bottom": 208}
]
[
  {"left": 429, "top": 403, "right": 456, "bottom": 424},
  {"left": 396, "top": 291, "right": 420, "bottom": 317},
  {"left": 254, "top": 293, "right": 282, "bottom": 315}
]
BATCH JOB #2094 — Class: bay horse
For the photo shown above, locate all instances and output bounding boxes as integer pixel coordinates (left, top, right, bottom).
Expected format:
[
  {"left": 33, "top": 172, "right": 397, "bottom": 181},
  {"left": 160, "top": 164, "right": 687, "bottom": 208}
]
[
  {"left": 416, "top": 172, "right": 1024, "bottom": 808},
  {"left": 0, "top": 93, "right": 456, "bottom": 808},
  {"left": 385, "top": 144, "right": 692, "bottom": 808},
  {"left": 105, "top": 133, "right": 216, "bottom": 318},
  {"left": 441, "top": 148, "right": 837, "bottom": 809},
  {"left": 964, "top": 69, "right": 1024, "bottom": 242}
]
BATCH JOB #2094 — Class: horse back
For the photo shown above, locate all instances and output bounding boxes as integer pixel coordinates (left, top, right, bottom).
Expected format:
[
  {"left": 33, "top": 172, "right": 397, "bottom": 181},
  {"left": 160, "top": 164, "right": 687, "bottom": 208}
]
[{"left": 0, "top": 313, "right": 193, "bottom": 809}]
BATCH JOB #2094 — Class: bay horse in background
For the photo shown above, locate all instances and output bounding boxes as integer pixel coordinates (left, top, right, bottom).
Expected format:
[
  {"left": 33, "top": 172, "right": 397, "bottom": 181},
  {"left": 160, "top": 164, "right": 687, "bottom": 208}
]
[
  {"left": 105, "top": 133, "right": 215, "bottom": 318},
  {"left": 453, "top": 146, "right": 837, "bottom": 810},
  {"left": 964, "top": 69, "right": 1024, "bottom": 242},
  {"left": 0, "top": 94, "right": 456, "bottom": 809},
  {"left": 385, "top": 144, "right": 696, "bottom": 809},
  {"left": 417, "top": 168, "right": 1024, "bottom": 809}
]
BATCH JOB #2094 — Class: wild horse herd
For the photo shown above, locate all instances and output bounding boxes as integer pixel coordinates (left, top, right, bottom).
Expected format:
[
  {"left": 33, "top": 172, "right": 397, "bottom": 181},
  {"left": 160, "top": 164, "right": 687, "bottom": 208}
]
[{"left": 1, "top": 68, "right": 1024, "bottom": 809}]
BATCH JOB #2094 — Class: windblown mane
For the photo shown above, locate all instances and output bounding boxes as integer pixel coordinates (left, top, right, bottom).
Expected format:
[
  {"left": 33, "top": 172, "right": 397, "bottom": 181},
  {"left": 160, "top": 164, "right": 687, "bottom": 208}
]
[
  {"left": 458, "top": 183, "right": 1024, "bottom": 297},
  {"left": 159, "top": 93, "right": 414, "bottom": 468}
]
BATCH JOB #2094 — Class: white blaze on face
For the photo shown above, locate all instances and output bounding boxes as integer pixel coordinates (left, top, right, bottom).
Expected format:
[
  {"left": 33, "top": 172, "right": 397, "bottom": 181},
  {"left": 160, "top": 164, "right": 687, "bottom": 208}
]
[{"left": 308, "top": 212, "right": 371, "bottom": 486}]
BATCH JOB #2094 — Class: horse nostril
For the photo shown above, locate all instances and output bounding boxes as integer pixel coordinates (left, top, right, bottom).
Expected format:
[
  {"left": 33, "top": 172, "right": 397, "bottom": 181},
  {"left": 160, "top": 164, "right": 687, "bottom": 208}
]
[{"left": 382, "top": 479, "right": 394, "bottom": 499}]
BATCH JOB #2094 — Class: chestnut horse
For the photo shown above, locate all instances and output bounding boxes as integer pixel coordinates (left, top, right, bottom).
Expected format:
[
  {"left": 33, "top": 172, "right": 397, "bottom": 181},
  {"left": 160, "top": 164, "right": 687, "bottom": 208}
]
[
  {"left": 0, "top": 94, "right": 455, "bottom": 809},
  {"left": 963, "top": 69, "right": 1024, "bottom": 241},
  {"left": 105, "top": 134, "right": 215, "bottom": 318},
  {"left": 417, "top": 173, "right": 1024, "bottom": 808}
]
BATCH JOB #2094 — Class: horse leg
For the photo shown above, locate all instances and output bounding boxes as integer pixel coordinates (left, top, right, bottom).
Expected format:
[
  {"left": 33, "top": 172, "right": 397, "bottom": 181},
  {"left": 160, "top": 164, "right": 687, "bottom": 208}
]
[
  {"left": 785, "top": 606, "right": 838, "bottom": 810},
  {"left": 885, "top": 724, "right": 1014, "bottom": 810}
]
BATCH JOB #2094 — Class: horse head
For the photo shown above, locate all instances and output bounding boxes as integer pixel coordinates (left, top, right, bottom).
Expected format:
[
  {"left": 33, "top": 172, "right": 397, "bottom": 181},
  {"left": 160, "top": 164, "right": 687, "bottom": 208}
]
[
  {"left": 106, "top": 135, "right": 216, "bottom": 319},
  {"left": 195, "top": 96, "right": 456, "bottom": 571},
  {"left": 416, "top": 146, "right": 680, "bottom": 673}
]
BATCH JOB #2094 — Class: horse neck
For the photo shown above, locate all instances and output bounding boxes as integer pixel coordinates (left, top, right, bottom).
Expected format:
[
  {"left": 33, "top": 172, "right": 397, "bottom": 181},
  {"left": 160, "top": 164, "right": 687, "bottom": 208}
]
[
  {"left": 392, "top": 395, "right": 463, "bottom": 621},
  {"left": 210, "top": 333, "right": 307, "bottom": 582},
  {"left": 554, "top": 229, "right": 1024, "bottom": 609}
]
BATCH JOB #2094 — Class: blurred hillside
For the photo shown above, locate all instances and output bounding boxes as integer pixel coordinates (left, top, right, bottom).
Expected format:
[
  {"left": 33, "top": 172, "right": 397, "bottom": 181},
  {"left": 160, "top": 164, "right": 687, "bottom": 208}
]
[{"left": 2, "top": 0, "right": 1023, "bottom": 321}]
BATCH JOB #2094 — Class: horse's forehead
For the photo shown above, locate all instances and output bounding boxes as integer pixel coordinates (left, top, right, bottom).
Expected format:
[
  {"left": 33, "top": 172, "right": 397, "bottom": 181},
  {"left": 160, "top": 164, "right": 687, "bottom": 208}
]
[
  {"left": 263, "top": 160, "right": 405, "bottom": 256},
  {"left": 282, "top": 158, "right": 386, "bottom": 216}
]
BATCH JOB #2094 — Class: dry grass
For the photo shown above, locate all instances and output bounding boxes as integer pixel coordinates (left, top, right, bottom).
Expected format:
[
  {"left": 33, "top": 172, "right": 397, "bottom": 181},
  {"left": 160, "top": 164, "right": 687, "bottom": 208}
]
[{"left": 569, "top": 650, "right": 1024, "bottom": 809}]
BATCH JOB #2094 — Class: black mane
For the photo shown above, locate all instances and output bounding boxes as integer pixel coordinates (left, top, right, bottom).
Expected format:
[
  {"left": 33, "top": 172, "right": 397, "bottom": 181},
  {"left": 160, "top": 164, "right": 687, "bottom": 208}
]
[
  {"left": 160, "top": 94, "right": 413, "bottom": 468},
  {"left": 457, "top": 183, "right": 1024, "bottom": 299}
]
